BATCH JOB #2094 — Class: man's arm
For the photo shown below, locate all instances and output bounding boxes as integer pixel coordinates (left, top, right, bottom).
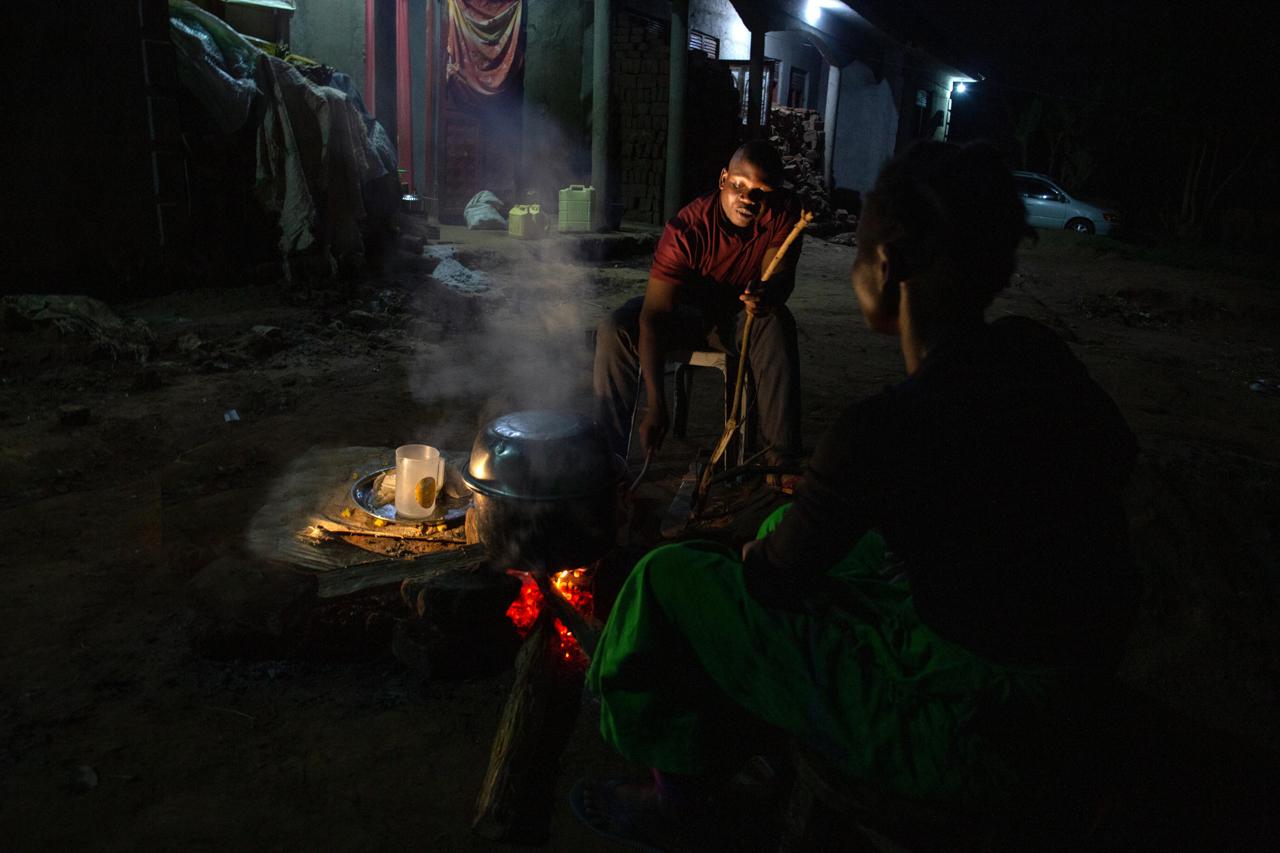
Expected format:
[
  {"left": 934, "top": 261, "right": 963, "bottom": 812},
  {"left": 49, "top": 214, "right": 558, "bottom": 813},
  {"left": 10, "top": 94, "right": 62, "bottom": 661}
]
[{"left": 637, "top": 276, "right": 679, "bottom": 455}]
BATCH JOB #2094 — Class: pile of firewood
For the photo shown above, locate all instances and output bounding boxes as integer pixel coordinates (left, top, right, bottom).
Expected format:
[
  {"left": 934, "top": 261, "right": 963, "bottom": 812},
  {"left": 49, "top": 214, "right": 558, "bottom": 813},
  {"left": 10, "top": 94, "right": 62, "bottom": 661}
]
[{"left": 770, "top": 106, "right": 832, "bottom": 221}]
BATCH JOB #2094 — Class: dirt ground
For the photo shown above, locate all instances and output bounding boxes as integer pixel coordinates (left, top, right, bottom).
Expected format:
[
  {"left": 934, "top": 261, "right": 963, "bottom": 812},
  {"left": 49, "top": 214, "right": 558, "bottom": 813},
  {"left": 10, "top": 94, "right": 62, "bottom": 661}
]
[{"left": 2, "top": 223, "right": 1278, "bottom": 851}]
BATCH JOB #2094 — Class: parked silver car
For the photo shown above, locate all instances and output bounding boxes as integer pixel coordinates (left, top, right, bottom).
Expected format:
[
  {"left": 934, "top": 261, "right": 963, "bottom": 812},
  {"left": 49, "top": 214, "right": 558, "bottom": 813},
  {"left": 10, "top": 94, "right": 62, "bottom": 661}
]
[{"left": 1013, "top": 171, "right": 1120, "bottom": 236}]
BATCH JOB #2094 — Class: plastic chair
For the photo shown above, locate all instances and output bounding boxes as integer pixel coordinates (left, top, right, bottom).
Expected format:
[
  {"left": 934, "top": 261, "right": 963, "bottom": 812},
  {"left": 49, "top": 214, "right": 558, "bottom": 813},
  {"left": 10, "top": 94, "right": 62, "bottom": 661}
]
[{"left": 669, "top": 350, "right": 751, "bottom": 469}]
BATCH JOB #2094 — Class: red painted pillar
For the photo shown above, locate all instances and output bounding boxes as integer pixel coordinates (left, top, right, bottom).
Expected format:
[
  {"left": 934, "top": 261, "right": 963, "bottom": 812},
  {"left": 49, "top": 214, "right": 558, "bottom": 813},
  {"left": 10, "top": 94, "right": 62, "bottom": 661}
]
[
  {"left": 424, "top": 0, "right": 437, "bottom": 214},
  {"left": 364, "top": 0, "right": 376, "bottom": 113},
  {"left": 396, "top": 0, "right": 413, "bottom": 188}
]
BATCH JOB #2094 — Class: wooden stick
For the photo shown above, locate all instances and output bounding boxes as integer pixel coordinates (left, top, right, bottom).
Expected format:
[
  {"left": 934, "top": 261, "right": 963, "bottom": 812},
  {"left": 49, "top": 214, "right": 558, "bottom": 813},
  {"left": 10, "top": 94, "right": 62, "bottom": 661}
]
[
  {"left": 761, "top": 209, "right": 814, "bottom": 282},
  {"left": 535, "top": 573, "right": 601, "bottom": 660},
  {"left": 695, "top": 211, "right": 813, "bottom": 512},
  {"left": 472, "top": 611, "right": 584, "bottom": 842},
  {"left": 314, "top": 544, "right": 487, "bottom": 599},
  {"left": 472, "top": 612, "right": 556, "bottom": 841}
]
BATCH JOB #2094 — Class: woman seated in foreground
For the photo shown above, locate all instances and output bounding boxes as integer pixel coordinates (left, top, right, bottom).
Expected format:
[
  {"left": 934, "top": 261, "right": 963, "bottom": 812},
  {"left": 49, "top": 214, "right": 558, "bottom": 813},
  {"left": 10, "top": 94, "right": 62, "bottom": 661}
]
[{"left": 574, "top": 142, "right": 1140, "bottom": 848}]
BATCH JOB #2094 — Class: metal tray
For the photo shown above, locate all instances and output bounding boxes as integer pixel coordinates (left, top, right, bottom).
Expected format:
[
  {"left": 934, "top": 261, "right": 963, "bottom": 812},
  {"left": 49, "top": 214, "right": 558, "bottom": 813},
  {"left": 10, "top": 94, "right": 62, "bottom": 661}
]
[{"left": 350, "top": 467, "right": 469, "bottom": 527}]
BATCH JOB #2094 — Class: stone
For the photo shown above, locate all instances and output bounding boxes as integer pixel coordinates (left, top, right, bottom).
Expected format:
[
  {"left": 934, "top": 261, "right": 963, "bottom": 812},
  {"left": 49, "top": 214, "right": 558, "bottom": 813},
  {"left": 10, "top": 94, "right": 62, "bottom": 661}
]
[
  {"left": 344, "top": 310, "right": 386, "bottom": 332},
  {"left": 57, "top": 404, "right": 90, "bottom": 427},
  {"left": 70, "top": 765, "right": 98, "bottom": 792}
]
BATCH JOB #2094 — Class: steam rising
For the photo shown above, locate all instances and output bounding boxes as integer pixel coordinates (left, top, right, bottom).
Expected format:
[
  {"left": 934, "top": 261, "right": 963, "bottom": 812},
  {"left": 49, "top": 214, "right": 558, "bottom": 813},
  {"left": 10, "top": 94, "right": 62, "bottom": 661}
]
[
  {"left": 406, "top": 112, "right": 636, "bottom": 444},
  {"left": 407, "top": 240, "right": 605, "bottom": 429}
]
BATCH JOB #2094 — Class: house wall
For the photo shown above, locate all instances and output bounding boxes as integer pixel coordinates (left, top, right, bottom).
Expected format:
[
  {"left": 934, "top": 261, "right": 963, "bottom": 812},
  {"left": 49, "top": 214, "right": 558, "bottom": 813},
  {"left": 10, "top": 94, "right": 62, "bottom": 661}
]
[
  {"left": 884, "top": 48, "right": 953, "bottom": 150},
  {"left": 764, "top": 31, "right": 827, "bottom": 114},
  {"left": 289, "top": 0, "right": 367, "bottom": 96},
  {"left": 408, "top": 1, "right": 427, "bottom": 195},
  {"left": 622, "top": 0, "right": 752, "bottom": 58},
  {"left": 831, "top": 60, "right": 898, "bottom": 194},
  {"left": 522, "top": 0, "right": 590, "bottom": 208},
  {"left": 612, "top": 14, "right": 671, "bottom": 224}
]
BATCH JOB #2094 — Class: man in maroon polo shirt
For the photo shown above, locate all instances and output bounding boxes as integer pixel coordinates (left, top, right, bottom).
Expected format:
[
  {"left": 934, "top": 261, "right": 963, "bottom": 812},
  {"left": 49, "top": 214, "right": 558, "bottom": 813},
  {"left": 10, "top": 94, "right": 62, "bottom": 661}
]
[{"left": 593, "top": 141, "right": 803, "bottom": 478}]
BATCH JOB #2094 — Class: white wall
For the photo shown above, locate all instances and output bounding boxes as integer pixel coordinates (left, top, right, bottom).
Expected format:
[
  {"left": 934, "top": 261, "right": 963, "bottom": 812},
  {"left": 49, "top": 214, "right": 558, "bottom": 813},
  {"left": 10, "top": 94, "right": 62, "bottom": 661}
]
[{"left": 831, "top": 60, "right": 898, "bottom": 193}]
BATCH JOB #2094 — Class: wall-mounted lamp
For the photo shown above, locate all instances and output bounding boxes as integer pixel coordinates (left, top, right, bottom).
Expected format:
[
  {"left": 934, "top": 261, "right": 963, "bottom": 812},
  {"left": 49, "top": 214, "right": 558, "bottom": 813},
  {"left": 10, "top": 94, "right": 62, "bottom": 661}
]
[{"left": 805, "top": 0, "right": 844, "bottom": 27}]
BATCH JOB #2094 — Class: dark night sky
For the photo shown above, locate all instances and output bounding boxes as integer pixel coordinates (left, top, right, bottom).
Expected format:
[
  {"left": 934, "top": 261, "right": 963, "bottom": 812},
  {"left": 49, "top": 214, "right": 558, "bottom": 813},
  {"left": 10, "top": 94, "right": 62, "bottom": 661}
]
[
  {"left": 891, "top": 0, "right": 1271, "bottom": 105},
  {"left": 855, "top": 1, "right": 1280, "bottom": 206}
]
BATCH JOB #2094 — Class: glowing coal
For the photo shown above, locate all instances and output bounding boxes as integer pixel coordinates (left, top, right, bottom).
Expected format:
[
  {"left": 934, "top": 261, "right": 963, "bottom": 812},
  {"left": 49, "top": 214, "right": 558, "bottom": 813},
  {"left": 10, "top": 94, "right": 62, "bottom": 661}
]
[{"left": 504, "top": 568, "right": 594, "bottom": 669}]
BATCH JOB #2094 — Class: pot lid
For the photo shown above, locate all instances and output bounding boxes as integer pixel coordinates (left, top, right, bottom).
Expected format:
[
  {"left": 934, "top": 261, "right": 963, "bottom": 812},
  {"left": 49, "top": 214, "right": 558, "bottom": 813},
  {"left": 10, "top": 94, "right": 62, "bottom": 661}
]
[{"left": 463, "top": 410, "right": 622, "bottom": 500}]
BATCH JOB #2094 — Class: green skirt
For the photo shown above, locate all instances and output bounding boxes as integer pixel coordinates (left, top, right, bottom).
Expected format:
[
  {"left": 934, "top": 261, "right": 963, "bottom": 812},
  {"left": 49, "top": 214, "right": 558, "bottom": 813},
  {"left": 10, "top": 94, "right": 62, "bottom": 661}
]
[{"left": 587, "top": 506, "right": 1065, "bottom": 806}]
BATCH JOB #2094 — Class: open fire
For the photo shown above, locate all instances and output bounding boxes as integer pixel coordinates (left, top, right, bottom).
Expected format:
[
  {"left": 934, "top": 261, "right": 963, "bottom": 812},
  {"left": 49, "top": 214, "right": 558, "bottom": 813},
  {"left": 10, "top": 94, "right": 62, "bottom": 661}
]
[{"left": 504, "top": 568, "right": 595, "bottom": 669}]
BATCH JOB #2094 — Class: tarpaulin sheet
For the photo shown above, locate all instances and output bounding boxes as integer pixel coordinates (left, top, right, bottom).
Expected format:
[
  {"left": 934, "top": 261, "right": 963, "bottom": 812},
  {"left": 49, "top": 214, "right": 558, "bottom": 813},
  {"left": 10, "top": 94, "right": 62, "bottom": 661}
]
[
  {"left": 446, "top": 0, "right": 523, "bottom": 96},
  {"left": 168, "top": 0, "right": 260, "bottom": 132},
  {"left": 254, "top": 54, "right": 389, "bottom": 259},
  {"left": 224, "top": 0, "right": 296, "bottom": 11},
  {"left": 169, "top": 0, "right": 396, "bottom": 270}
]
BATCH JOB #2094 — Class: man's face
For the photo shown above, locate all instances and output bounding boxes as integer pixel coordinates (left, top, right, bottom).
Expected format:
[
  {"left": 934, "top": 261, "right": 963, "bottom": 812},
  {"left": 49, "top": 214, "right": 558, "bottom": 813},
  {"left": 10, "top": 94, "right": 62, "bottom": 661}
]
[{"left": 718, "top": 158, "right": 776, "bottom": 228}]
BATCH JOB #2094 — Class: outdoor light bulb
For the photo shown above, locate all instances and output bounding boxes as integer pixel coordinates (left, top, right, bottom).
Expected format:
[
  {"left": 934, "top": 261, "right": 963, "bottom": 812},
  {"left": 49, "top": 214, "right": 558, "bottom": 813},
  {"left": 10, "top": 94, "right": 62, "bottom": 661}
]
[
  {"left": 805, "top": 0, "right": 822, "bottom": 25},
  {"left": 955, "top": 82, "right": 968, "bottom": 94}
]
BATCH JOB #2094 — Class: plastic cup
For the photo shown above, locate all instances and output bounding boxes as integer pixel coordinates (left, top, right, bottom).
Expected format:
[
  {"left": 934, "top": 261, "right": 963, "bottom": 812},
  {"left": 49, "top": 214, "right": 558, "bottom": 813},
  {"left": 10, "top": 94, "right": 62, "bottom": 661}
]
[{"left": 394, "top": 444, "right": 444, "bottom": 519}]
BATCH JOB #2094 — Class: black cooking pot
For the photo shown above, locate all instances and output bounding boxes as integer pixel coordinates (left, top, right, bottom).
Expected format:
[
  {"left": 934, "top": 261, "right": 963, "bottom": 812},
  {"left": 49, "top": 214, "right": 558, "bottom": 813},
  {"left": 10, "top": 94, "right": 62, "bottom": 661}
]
[{"left": 462, "top": 410, "right": 624, "bottom": 570}]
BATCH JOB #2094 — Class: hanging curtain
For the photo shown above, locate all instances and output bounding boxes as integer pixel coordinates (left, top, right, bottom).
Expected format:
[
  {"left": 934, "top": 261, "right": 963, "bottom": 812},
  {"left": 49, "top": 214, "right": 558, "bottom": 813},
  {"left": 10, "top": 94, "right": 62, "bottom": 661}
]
[{"left": 445, "top": 0, "right": 524, "bottom": 96}]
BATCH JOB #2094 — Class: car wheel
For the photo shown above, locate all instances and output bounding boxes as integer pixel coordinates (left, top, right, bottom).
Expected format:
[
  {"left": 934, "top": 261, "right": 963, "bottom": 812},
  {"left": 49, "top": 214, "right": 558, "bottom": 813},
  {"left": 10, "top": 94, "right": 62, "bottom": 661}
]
[{"left": 1067, "top": 218, "right": 1094, "bottom": 234}]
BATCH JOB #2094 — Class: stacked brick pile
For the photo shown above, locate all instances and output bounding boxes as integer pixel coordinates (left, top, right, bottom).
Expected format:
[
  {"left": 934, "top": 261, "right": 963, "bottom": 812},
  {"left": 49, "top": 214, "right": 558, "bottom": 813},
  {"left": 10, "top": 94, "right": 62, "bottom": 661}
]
[
  {"left": 612, "top": 20, "right": 670, "bottom": 225},
  {"left": 770, "top": 106, "right": 832, "bottom": 220}
]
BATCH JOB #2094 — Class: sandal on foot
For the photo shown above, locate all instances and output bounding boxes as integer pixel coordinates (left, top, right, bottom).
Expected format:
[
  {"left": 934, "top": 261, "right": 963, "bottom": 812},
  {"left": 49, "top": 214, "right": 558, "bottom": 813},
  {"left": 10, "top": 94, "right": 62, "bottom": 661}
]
[{"left": 765, "top": 472, "right": 802, "bottom": 495}]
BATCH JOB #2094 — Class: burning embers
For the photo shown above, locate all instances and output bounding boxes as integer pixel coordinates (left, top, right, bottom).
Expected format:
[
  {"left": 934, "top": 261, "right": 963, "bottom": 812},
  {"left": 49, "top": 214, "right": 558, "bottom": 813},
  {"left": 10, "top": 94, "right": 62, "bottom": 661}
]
[{"left": 505, "top": 568, "right": 595, "bottom": 669}]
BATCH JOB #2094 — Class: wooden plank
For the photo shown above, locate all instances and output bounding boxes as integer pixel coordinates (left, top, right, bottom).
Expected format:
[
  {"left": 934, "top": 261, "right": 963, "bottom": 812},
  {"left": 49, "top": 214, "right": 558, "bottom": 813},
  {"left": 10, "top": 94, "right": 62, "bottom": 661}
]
[{"left": 315, "top": 544, "right": 487, "bottom": 599}]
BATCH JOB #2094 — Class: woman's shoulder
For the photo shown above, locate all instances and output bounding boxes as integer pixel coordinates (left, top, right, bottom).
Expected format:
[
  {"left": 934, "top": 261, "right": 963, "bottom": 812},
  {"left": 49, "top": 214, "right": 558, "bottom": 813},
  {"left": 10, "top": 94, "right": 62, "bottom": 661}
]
[{"left": 988, "top": 314, "right": 1074, "bottom": 354}]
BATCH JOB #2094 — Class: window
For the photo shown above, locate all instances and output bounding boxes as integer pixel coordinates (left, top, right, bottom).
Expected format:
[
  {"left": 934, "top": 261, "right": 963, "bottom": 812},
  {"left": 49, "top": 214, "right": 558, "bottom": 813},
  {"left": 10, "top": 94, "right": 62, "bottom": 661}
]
[
  {"left": 1016, "top": 177, "right": 1063, "bottom": 202},
  {"left": 787, "top": 67, "right": 807, "bottom": 108},
  {"left": 689, "top": 29, "right": 719, "bottom": 59},
  {"left": 727, "top": 60, "right": 778, "bottom": 127},
  {"left": 624, "top": 10, "right": 666, "bottom": 37},
  {"left": 622, "top": 11, "right": 718, "bottom": 59}
]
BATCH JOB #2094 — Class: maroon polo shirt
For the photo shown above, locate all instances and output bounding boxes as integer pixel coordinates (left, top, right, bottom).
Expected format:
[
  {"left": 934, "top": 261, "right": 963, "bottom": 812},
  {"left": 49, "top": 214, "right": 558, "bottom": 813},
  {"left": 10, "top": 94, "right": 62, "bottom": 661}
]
[{"left": 650, "top": 190, "right": 802, "bottom": 317}]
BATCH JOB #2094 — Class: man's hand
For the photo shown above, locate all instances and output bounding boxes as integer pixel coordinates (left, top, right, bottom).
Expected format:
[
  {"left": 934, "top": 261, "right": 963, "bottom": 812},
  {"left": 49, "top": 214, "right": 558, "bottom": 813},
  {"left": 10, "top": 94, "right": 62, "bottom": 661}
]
[
  {"left": 638, "top": 404, "right": 669, "bottom": 456},
  {"left": 739, "top": 280, "right": 777, "bottom": 318}
]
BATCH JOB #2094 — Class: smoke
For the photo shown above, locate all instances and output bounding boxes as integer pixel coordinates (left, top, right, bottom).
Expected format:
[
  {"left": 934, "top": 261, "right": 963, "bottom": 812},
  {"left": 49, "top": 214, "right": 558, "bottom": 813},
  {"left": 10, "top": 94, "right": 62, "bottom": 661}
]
[
  {"left": 402, "top": 94, "right": 644, "bottom": 451},
  {"left": 406, "top": 230, "right": 609, "bottom": 445}
]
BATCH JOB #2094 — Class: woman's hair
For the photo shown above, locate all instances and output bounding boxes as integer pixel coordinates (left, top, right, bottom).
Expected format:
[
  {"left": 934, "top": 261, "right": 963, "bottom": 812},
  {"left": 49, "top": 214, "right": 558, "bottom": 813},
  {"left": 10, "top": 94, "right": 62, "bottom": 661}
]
[{"left": 860, "top": 141, "right": 1031, "bottom": 312}]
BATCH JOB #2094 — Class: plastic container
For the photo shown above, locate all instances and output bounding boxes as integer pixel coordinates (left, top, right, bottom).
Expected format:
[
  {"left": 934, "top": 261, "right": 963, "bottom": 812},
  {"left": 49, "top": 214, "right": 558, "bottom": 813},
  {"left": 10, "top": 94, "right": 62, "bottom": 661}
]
[
  {"left": 508, "top": 204, "right": 546, "bottom": 239},
  {"left": 558, "top": 185, "right": 595, "bottom": 232}
]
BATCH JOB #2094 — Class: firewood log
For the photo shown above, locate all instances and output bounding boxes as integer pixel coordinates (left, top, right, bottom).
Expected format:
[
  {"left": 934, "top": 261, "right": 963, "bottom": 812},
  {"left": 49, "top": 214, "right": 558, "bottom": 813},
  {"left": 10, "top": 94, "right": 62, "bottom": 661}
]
[{"left": 472, "top": 611, "right": 585, "bottom": 842}]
